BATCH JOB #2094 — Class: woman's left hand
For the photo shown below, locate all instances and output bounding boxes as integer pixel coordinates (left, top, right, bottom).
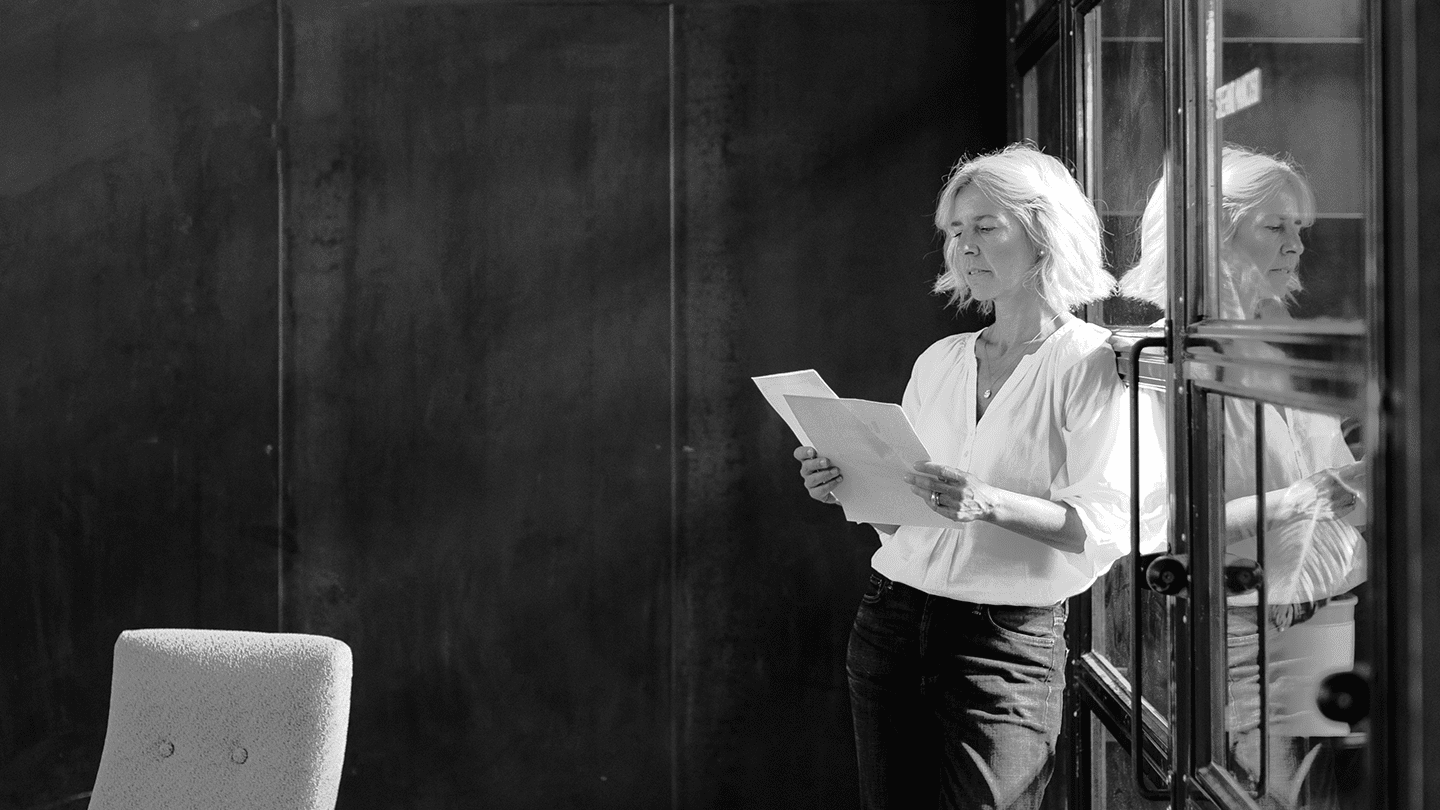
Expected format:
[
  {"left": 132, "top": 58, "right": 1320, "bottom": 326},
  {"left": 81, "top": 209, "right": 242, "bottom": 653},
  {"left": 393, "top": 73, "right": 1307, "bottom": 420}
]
[{"left": 905, "top": 461, "right": 998, "bottom": 523}]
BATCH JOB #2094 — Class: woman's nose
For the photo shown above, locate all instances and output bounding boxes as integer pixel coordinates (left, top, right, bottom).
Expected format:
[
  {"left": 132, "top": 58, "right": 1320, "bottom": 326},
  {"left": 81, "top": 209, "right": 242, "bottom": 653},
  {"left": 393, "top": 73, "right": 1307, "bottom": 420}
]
[{"left": 1284, "top": 234, "right": 1304, "bottom": 255}]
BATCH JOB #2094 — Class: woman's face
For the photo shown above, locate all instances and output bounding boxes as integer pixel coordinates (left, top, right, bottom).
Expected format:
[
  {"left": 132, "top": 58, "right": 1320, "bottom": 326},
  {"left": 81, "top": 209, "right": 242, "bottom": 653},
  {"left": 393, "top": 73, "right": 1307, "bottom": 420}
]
[
  {"left": 1226, "top": 190, "right": 1306, "bottom": 302},
  {"left": 943, "top": 185, "right": 1041, "bottom": 306}
]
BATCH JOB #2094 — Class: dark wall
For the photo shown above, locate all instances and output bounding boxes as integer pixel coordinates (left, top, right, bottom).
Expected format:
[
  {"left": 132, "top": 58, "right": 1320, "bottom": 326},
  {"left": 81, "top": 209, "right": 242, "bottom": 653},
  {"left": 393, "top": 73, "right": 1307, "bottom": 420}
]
[
  {"left": 283, "top": 4, "right": 674, "bottom": 806},
  {"left": 0, "top": 3, "right": 280, "bottom": 806},
  {"left": 675, "top": 4, "right": 998, "bottom": 805},
  {"left": 0, "top": 1, "right": 1004, "bottom": 807}
]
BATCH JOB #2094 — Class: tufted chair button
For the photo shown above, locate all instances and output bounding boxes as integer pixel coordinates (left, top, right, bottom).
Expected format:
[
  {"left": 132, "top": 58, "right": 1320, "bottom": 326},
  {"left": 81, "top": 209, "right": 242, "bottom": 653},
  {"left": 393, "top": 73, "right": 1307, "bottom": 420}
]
[
  {"left": 155, "top": 740, "right": 175, "bottom": 758},
  {"left": 231, "top": 746, "right": 249, "bottom": 764}
]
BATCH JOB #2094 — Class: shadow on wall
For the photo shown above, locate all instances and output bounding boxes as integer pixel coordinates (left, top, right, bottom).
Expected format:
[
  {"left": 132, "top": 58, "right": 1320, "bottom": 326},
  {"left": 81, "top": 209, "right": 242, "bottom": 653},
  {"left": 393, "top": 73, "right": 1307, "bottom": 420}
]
[{"left": 0, "top": 1, "right": 1004, "bottom": 808}]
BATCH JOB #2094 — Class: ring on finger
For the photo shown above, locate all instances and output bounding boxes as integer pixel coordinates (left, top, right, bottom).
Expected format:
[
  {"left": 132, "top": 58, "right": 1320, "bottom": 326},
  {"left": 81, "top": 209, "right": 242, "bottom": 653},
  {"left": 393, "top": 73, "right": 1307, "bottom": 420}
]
[{"left": 931, "top": 490, "right": 942, "bottom": 508}]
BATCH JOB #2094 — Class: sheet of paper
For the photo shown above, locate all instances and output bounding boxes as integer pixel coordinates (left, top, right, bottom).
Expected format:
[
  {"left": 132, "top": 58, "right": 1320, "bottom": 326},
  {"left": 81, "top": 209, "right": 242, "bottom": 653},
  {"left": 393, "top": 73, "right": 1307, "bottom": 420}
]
[
  {"left": 751, "top": 369, "right": 838, "bottom": 447},
  {"left": 784, "top": 395, "right": 955, "bottom": 529}
]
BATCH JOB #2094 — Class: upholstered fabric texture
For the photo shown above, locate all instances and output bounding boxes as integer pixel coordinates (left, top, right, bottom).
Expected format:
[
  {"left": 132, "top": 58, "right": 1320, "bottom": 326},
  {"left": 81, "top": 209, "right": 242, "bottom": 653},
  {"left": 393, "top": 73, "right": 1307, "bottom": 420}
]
[{"left": 88, "top": 628, "right": 353, "bottom": 810}]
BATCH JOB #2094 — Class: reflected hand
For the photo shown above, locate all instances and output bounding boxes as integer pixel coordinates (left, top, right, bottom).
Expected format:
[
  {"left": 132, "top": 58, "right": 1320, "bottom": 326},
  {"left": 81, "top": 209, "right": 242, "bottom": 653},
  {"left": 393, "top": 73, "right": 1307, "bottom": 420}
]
[
  {"left": 1278, "top": 462, "right": 1365, "bottom": 524},
  {"left": 794, "top": 446, "right": 841, "bottom": 504},
  {"left": 905, "top": 461, "right": 996, "bottom": 523}
]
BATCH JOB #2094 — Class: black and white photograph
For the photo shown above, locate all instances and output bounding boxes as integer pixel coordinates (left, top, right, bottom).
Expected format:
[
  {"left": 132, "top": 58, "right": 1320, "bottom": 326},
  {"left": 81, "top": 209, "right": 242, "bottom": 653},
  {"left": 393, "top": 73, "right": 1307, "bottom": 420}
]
[{"left": 2, "top": 0, "right": 1437, "bottom": 808}]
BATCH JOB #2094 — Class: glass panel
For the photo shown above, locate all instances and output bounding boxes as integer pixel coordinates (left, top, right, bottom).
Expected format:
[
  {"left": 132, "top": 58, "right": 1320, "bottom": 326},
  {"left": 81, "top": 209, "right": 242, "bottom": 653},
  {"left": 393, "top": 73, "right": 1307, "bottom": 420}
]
[
  {"left": 1222, "top": 0, "right": 1362, "bottom": 38},
  {"left": 1012, "top": 0, "right": 1053, "bottom": 33},
  {"left": 1090, "top": 720, "right": 1171, "bottom": 810},
  {"left": 1207, "top": 0, "right": 1371, "bottom": 327},
  {"left": 1091, "top": 371, "right": 1172, "bottom": 721},
  {"left": 1211, "top": 392, "right": 1371, "bottom": 807},
  {"left": 1090, "top": 572, "right": 1173, "bottom": 721},
  {"left": 1021, "top": 43, "right": 1064, "bottom": 157},
  {"left": 1085, "top": 0, "right": 1167, "bottom": 327}
]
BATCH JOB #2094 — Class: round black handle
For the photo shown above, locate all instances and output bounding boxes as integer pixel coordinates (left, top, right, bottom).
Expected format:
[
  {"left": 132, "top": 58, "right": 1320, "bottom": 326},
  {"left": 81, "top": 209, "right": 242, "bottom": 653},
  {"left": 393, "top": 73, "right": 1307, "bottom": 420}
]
[
  {"left": 1144, "top": 555, "right": 1189, "bottom": 596},
  {"left": 1316, "top": 669, "right": 1370, "bottom": 725},
  {"left": 1223, "top": 557, "right": 1264, "bottom": 595}
]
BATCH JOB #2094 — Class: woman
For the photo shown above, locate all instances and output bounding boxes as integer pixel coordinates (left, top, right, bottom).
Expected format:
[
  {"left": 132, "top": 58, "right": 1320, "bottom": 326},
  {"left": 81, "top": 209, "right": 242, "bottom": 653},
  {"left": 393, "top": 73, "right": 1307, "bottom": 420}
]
[
  {"left": 794, "top": 143, "right": 1130, "bottom": 809},
  {"left": 1120, "top": 145, "right": 1367, "bottom": 808}
]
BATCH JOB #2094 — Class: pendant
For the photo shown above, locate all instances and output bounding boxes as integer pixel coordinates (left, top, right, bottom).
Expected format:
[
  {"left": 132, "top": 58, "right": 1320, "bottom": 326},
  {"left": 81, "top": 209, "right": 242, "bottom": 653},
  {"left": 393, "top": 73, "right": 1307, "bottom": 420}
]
[{"left": 982, "top": 388, "right": 992, "bottom": 399}]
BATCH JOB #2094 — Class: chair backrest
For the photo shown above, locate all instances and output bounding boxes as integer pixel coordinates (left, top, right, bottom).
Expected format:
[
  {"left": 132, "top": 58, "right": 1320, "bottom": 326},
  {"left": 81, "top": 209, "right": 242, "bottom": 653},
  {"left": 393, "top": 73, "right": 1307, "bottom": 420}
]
[{"left": 88, "top": 628, "right": 353, "bottom": 810}]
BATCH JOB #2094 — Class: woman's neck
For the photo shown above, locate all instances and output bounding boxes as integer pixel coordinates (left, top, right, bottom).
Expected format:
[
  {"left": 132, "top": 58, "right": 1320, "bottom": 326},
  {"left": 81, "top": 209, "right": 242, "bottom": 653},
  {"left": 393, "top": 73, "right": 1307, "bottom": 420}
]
[{"left": 983, "top": 295, "right": 1069, "bottom": 351}]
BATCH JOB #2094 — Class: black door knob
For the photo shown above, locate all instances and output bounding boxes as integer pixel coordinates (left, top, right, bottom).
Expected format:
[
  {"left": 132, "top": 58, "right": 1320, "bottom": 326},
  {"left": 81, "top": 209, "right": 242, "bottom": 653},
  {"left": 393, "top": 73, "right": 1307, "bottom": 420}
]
[
  {"left": 1316, "top": 668, "right": 1370, "bottom": 725},
  {"left": 1144, "top": 554, "right": 1189, "bottom": 596},
  {"left": 1223, "top": 557, "right": 1264, "bottom": 595}
]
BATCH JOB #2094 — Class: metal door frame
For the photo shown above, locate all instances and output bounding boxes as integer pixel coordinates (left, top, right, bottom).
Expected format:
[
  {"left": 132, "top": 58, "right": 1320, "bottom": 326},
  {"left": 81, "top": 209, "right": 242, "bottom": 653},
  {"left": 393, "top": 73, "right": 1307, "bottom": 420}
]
[{"left": 1008, "top": 0, "right": 1421, "bottom": 806}]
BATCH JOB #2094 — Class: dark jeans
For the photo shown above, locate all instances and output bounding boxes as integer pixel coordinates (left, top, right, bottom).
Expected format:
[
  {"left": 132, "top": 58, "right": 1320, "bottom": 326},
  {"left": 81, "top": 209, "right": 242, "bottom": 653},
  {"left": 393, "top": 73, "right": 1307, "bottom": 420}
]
[{"left": 846, "top": 570, "right": 1068, "bottom": 810}]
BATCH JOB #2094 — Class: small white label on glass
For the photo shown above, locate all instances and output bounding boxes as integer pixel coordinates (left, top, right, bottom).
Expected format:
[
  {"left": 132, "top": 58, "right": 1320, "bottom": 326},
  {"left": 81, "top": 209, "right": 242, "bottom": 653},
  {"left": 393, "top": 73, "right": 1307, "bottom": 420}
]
[{"left": 1216, "top": 68, "right": 1262, "bottom": 119}]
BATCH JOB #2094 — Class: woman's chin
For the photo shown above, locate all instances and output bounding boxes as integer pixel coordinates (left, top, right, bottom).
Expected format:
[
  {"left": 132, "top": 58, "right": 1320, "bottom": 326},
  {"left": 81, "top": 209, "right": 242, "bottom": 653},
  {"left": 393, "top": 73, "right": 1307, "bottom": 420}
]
[{"left": 1266, "top": 270, "right": 1299, "bottom": 297}]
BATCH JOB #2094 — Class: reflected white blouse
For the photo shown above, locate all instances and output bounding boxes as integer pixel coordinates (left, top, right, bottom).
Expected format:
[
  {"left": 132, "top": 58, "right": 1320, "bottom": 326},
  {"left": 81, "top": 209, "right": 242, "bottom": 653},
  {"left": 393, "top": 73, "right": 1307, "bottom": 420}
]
[
  {"left": 870, "top": 319, "right": 1133, "bottom": 605},
  {"left": 1225, "top": 402, "right": 1367, "bottom": 605},
  {"left": 1134, "top": 370, "right": 1368, "bottom": 606}
]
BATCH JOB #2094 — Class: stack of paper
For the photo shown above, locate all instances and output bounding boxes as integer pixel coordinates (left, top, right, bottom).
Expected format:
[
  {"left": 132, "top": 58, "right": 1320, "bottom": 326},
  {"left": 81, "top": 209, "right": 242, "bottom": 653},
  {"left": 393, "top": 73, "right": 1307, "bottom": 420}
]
[{"left": 752, "top": 370, "right": 955, "bottom": 529}]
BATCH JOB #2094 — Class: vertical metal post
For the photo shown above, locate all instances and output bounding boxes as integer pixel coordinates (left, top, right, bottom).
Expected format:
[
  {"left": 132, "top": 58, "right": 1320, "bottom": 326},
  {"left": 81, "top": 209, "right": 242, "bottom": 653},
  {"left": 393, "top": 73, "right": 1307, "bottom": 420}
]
[{"left": 1253, "top": 400, "right": 1269, "bottom": 798}]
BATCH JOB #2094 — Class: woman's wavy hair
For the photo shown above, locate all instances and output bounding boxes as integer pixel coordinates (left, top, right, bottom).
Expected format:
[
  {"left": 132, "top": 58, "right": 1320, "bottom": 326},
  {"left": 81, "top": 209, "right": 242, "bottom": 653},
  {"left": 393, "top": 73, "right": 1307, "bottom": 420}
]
[
  {"left": 931, "top": 143, "right": 1112, "bottom": 314},
  {"left": 1118, "top": 145, "right": 1316, "bottom": 315}
]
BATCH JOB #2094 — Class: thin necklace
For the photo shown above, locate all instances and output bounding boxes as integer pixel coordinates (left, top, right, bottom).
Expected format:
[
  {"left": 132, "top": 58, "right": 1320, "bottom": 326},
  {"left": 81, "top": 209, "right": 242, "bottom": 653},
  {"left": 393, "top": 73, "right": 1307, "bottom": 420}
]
[
  {"left": 978, "top": 342, "right": 1032, "bottom": 400},
  {"left": 977, "top": 315, "right": 1063, "bottom": 400}
]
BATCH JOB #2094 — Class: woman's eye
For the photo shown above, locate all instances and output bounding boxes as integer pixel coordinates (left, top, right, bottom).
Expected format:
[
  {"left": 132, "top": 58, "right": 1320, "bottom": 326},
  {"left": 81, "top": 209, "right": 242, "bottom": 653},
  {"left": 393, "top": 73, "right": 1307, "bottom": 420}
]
[
  {"left": 978, "top": 226, "right": 996, "bottom": 234},
  {"left": 1265, "top": 224, "right": 1283, "bottom": 232}
]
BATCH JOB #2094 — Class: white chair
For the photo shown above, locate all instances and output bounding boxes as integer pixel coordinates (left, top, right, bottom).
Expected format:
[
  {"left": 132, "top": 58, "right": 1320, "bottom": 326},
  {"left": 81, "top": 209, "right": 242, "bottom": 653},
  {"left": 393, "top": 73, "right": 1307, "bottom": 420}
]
[{"left": 86, "top": 628, "right": 353, "bottom": 810}]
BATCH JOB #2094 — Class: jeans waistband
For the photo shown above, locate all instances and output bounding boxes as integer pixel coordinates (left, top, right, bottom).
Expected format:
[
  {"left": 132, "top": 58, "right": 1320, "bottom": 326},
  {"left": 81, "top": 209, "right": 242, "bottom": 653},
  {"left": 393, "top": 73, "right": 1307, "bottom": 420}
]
[{"left": 870, "top": 570, "right": 1067, "bottom": 611}]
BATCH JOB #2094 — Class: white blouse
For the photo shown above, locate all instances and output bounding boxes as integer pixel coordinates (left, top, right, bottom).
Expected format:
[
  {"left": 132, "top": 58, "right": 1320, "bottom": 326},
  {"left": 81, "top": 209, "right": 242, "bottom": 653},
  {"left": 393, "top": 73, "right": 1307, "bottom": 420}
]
[{"left": 870, "top": 319, "right": 1133, "bottom": 605}]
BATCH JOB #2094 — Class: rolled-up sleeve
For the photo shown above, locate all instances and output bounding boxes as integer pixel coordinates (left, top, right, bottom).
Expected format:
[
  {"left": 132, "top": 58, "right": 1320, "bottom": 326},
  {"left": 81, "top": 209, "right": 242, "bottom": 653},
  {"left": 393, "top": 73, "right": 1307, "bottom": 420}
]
[{"left": 1049, "top": 347, "right": 1133, "bottom": 579}]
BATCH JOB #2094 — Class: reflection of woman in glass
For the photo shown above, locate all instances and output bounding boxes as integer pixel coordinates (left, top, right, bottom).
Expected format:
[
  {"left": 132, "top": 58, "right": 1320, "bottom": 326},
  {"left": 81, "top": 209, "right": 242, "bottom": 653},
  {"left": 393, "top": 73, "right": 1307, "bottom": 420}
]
[
  {"left": 1121, "top": 145, "right": 1367, "bottom": 808},
  {"left": 794, "top": 144, "right": 1130, "bottom": 809}
]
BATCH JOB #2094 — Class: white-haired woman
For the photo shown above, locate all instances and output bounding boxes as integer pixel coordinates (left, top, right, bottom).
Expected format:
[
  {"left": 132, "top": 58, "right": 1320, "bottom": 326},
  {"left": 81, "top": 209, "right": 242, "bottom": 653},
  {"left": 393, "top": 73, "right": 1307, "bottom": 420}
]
[
  {"left": 794, "top": 143, "right": 1131, "bottom": 809},
  {"left": 1120, "top": 145, "right": 1367, "bottom": 807}
]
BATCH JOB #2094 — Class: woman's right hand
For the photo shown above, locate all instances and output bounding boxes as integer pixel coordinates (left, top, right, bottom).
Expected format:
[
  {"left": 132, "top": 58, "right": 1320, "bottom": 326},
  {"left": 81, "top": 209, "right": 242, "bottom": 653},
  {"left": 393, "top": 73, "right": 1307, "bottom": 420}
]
[
  {"left": 793, "top": 446, "right": 841, "bottom": 504},
  {"left": 1276, "top": 461, "right": 1366, "bottom": 524}
]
